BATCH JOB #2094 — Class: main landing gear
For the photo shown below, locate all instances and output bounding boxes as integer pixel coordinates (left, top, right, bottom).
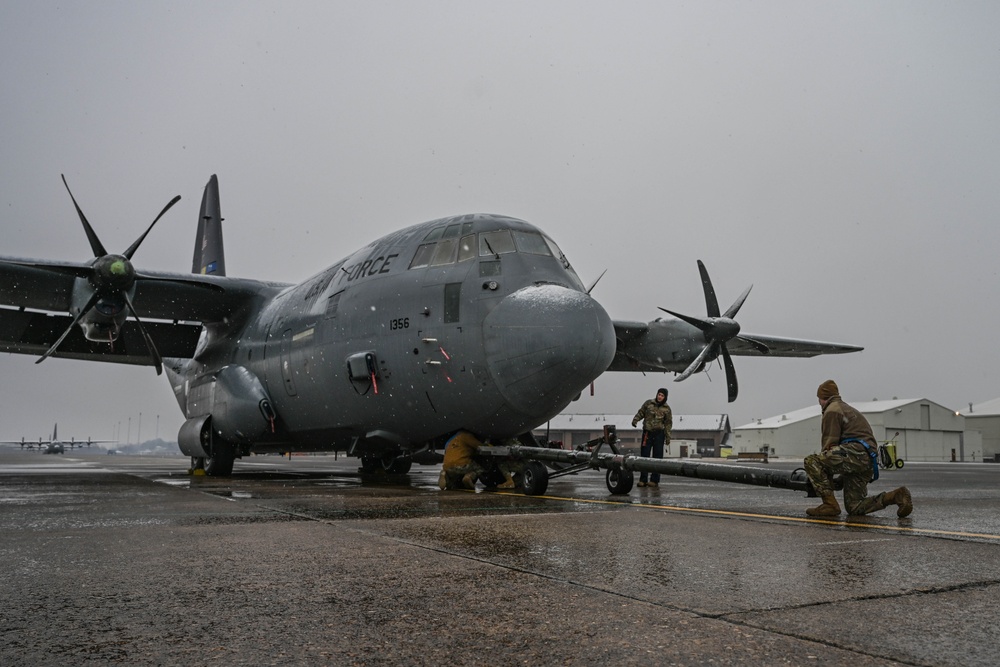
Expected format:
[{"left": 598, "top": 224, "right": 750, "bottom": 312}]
[
  {"left": 360, "top": 453, "right": 413, "bottom": 475},
  {"left": 190, "top": 440, "right": 236, "bottom": 477}
]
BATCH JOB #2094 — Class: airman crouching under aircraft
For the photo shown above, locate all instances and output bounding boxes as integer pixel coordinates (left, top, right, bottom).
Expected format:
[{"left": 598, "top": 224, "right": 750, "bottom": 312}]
[
  {"left": 804, "top": 380, "right": 913, "bottom": 518},
  {"left": 439, "top": 430, "right": 522, "bottom": 490}
]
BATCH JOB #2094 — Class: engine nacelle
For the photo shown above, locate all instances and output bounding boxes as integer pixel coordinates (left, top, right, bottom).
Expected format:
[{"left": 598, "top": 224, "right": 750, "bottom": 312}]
[{"left": 177, "top": 414, "right": 211, "bottom": 458}]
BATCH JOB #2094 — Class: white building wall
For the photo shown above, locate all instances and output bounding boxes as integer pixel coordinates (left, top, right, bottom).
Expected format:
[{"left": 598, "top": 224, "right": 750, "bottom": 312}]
[
  {"left": 964, "top": 430, "right": 984, "bottom": 462},
  {"left": 871, "top": 401, "right": 963, "bottom": 436},
  {"left": 966, "top": 415, "right": 1000, "bottom": 459},
  {"left": 733, "top": 420, "right": 821, "bottom": 459}
]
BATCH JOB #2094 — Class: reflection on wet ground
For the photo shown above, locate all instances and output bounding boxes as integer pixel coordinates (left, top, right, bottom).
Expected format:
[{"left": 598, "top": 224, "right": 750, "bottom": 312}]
[{"left": 4, "top": 451, "right": 1000, "bottom": 666}]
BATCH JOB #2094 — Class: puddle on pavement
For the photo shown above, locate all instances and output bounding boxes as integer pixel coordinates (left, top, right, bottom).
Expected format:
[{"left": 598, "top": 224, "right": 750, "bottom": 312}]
[{"left": 154, "top": 478, "right": 190, "bottom": 488}]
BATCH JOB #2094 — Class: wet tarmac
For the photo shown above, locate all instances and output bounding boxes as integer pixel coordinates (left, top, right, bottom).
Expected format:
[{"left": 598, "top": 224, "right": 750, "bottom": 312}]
[{"left": 1, "top": 449, "right": 998, "bottom": 666}]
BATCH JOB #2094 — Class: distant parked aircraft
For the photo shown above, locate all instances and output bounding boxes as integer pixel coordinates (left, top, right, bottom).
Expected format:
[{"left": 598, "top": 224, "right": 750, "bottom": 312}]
[{"left": 0, "top": 423, "right": 114, "bottom": 454}]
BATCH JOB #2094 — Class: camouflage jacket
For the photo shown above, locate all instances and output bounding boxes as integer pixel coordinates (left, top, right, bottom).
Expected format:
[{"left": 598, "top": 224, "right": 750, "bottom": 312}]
[
  {"left": 821, "top": 396, "right": 876, "bottom": 452},
  {"left": 632, "top": 399, "right": 673, "bottom": 439}
]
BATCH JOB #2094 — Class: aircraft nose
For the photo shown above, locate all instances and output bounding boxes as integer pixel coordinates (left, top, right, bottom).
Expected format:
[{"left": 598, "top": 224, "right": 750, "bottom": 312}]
[{"left": 483, "top": 284, "right": 616, "bottom": 417}]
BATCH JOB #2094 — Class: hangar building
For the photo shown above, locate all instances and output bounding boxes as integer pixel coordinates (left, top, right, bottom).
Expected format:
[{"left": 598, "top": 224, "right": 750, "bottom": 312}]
[
  {"left": 963, "top": 398, "right": 1000, "bottom": 462},
  {"left": 733, "top": 398, "right": 982, "bottom": 462},
  {"left": 532, "top": 414, "right": 732, "bottom": 457}
]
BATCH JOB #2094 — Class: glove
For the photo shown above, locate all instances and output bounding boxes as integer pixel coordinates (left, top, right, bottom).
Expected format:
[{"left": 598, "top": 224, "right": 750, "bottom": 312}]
[{"left": 631, "top": 421, "right": 638, "bottom": 427}]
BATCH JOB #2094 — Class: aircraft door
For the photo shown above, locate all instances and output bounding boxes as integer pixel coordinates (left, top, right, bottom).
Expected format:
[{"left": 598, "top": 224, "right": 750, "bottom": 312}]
[{"left": 416, "top": 262, "right": 472, "bottom": 387}]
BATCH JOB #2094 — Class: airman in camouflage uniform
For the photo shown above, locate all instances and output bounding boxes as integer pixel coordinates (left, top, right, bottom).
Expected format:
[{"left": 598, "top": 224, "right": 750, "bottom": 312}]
[
  {"left": 438, "top": 430, "right": 520, "bottom": 490},
  {"left": 632, "top": 388, "right": 672, "bottom": 487},
  {"left": 805, "top": 380, "right": 912, "bottom": 517},
  {"left": 439, "top": 430, "right": 486, "bottom": 490}
]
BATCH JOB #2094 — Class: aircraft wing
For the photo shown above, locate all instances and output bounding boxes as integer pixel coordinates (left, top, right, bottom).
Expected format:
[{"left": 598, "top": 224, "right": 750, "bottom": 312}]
[
  {"left": 723, "top": 332, "right": 864, "bottom": 358},
  {"left": 608, "top": 319, "right": 862, "bottom": 373},
  {"left": 0, "top": 257, "right": 287, "bottom": 365},
  {"left": 64, "top": 438, "right": 117, "bottom": 447},
  {"left": 0, "top": 439, "right": 49, "bottom": 447}
]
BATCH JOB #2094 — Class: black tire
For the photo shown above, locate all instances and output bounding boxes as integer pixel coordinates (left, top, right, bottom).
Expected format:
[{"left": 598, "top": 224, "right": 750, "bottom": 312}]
[
  {"left": 522, "top": 461, "right": 549, "bottom": 496},
  {"left": 381, "top": 454, "right": 413, "bottom": 475},
  {"left": 205, "top": 441, "right": 235, "bottom": 477},
  {"left": 895, "top": 459, "right": 905, "bottom": 469},
  {"left": 606, "top": 468, "right": 634, "bottom": 495}
]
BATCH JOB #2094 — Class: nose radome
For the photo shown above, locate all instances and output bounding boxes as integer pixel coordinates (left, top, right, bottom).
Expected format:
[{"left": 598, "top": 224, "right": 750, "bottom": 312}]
[{"left": 483, "top": 284, "right": 616, "bottom": 417}]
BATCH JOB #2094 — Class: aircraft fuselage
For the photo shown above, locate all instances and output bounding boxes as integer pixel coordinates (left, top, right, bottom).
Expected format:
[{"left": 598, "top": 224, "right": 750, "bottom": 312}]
[{"left": 167, "top": 214, "right": 617, "bottom": 461}]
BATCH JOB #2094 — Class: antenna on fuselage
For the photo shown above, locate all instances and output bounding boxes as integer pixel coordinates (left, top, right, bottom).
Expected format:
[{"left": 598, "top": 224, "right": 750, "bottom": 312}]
[{"left": 586, "top": 269, "right": 608, "bottom": 295}]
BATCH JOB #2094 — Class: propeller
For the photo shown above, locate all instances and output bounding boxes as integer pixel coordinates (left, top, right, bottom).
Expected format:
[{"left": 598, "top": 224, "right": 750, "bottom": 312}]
[
  {"left": 36, "top": 175, "right": 181, "bottom": 375},
  {"left": 658, "top": 260, "right": 770, "bottom": 402}
]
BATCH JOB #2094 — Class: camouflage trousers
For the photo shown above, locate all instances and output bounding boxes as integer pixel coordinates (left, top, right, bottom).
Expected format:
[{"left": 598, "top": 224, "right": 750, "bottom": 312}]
[
  {"left": 442, "top": 462, "right": 485, "bottom": 489},
  {"left": 804, "top": 445, "right": 887, "bottom": 516}
]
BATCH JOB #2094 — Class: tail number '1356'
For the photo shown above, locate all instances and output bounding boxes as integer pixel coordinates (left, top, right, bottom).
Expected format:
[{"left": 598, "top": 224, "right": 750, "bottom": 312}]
[{"left": 389, "top": 317, "right": 410, "bottom": 330}]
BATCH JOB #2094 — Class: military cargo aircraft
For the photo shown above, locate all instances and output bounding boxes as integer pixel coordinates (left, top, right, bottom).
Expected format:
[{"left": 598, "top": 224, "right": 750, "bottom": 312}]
[
  {"left": 0, "top": 423, "right": 112, "bottom": 453},
  {"left": 0, "top": 175, "right": 861, "bottom": 475}
]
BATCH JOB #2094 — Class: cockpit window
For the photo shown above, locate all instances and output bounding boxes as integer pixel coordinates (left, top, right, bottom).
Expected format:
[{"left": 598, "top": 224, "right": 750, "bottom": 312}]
[
  {"left": 411, "top": 227, "right": 576, "bottom": 274},
  {"left": 479, "top": 230, "right": 515, "bottom": 256},
  {"left": 544, "top": 236, "right": 572, "bottom": 270},
  {"left": 409, "top": 243, "right": 435, "bottom": 269},
  {"left": 513, "top": 230, "right": 552, "bottom": 256},
  {"left": 457, "top": 234, "right": 476, "bottom": 262},
  {"left": 423, "top": 227, "right": 445, "bottom": 242},
  {"left": 429, "top": 238, "right": 458, "bottom": 266}
]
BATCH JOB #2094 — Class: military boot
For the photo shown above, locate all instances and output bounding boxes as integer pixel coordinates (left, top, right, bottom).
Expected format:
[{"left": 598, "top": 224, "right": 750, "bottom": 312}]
[
  {"left": 496, "top": 472, "right": 516, "bottom": 490},
  {"left": 461, "top": 472, "right": 478, "bottom": 489},
  {"left": 437, "top": 470, "right": 448, "bottom": 490},
  {"left": 884, "top": 486, "right": 913, "bottom": 518},
  {"left": 806, "top": 493, "right": 842, "bottom": 517}
]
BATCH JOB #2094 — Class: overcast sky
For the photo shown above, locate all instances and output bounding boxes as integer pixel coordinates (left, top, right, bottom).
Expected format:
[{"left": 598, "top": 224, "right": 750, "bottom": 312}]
[{"left": 2, "top": 1, "right": 997, "bottom": 445}]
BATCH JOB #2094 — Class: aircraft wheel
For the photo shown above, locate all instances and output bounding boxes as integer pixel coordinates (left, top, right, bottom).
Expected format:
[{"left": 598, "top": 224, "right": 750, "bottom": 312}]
[
  {"left": 606, "top": 468, "right": 634, "bottom": 495},
  {"left": 381, "top": 454, "right": 412, "bottom": 475},
  {"left": 895, "top": 459, "right": 905, "bottom": 469},
  {"left": 205, "top": 441, "right": 235, "bottom": 477},
  {"left": 522, "top": 461, "right": 549, "bottom": 496}
]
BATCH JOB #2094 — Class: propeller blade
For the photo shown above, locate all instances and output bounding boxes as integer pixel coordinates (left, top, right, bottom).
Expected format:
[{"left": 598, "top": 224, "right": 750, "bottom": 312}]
[
  {"left": 675, "top": 341, "right": 716, "bottom": 382},
  {"left": 36, "top": 291, "right": 101, "bottom": 364},
  {"left": 736, "top": 335, "right": 770, "bottom": 354},
  {"left": 124, "top": 195, "right": 181, "bottom": 259},
  {"left": 658, "top": 307, "right": 712, "bottom": 333},
  {"left": 722, "top": 284, "right": 753, "bottom": 319},
  {"left": 61, "top": 174, "right": 107, "bottom": 257},
  {"left": 697, "top": 260, "right": 720, "bottom": 318},
  {"left": 123, "top": 292, "right": 163, "bottom": 375},
  {"left": 721, "top": 344, "right": 738, "bottom": 402}
]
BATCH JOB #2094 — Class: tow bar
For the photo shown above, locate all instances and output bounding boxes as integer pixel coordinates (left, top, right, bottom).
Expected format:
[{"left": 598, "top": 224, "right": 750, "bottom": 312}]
[{"left": 479, "top": 425, "right": 814, "bottom": 496}]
